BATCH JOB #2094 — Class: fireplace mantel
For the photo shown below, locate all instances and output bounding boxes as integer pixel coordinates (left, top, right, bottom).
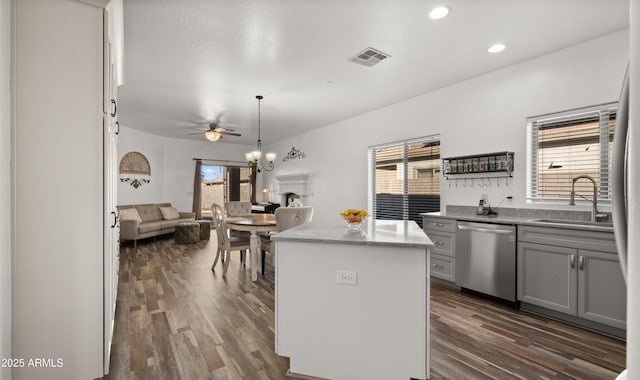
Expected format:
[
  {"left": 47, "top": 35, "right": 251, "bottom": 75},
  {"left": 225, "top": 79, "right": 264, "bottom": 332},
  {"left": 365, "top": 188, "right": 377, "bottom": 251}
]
[
  {"left": 276, "top": 174, "right": 308, "bottom": 195},
  {"left": 276, "top": 174, "right": 308, "bottom": 205}
]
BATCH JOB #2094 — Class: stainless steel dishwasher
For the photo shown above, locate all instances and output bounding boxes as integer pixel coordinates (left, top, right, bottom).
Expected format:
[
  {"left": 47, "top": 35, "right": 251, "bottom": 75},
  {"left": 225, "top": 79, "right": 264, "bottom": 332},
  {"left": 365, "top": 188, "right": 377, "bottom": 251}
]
[{"left": 456, "top": 221, "right": 516, "bottom": 302}]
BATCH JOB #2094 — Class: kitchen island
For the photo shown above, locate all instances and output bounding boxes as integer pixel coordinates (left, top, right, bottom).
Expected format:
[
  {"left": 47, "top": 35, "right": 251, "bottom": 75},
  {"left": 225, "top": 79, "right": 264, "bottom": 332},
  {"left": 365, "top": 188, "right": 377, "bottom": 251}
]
[{"left": 272, "top": 219, "right": 433, "bottom": 380}]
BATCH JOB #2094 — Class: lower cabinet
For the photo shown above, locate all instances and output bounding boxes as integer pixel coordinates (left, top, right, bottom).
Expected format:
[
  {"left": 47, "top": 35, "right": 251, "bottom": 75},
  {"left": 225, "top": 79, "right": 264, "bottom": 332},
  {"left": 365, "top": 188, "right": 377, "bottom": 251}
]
[
  {"left": 423, "top": 217, "right": 456, "bottom": 283},
  {"left": 518, "top": 241, "right": 626, "bottom": 330}
]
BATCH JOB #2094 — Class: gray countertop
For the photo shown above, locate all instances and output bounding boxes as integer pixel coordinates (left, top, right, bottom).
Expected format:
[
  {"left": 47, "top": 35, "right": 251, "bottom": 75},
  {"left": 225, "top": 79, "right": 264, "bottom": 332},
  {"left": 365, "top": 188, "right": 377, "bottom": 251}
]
[
  {"left": 420, "top": 206, "right": 614, "bottom": 233},
  {"left": 272, "top": 219, "right": 433, "bottom": 248}
]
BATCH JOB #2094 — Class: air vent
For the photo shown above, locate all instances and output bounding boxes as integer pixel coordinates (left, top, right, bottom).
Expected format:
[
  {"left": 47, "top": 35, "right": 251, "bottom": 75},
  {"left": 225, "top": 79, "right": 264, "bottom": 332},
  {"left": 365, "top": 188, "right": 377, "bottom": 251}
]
[{"left": 349, "top": 47, "right": 391, "bottom": 67}]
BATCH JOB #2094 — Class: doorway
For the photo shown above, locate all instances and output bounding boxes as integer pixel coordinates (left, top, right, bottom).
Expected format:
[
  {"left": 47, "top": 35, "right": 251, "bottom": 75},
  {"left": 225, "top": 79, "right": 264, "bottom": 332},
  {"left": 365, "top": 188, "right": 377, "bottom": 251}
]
[{"left": 200, "top": 164, "right": 253, "bottom": 219}]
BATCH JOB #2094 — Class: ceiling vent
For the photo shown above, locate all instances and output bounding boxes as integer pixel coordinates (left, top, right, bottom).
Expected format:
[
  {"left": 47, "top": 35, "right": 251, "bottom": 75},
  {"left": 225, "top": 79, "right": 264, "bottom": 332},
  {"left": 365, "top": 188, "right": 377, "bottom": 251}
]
[{"left": 349, "top": 47, "right": 391, "bottom": 67}]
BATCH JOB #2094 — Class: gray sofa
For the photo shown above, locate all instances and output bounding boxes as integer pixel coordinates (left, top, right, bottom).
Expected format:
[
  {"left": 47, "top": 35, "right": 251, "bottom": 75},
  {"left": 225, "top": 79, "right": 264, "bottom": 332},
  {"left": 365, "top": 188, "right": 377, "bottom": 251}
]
[{"left": 118, "top": 203, "right": 195, "bottom": 246}]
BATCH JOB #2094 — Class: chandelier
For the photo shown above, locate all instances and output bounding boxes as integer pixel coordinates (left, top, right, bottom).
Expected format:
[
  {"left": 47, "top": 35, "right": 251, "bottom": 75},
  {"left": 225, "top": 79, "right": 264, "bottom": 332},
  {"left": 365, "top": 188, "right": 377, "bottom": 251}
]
[{"left": 245, "top": 95, "right": 276, "bottom": 172}]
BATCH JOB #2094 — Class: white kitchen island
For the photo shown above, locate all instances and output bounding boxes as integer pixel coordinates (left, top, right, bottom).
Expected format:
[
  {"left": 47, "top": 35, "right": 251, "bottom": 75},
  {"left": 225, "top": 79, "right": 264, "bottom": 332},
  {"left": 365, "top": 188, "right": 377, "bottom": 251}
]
[{"left": 272, "top": 219, "right": 433, "bottom": 380}]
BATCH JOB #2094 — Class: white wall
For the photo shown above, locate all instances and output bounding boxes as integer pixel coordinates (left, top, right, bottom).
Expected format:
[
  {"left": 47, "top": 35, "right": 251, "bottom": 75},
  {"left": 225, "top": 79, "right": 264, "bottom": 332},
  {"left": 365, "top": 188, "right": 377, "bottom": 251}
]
[
  {"left": 0, "top": 0, "right": 11, "bottom": 378},
  {"left": 262, "top": 30, "right": 629, "bottom": 225},
  {"left": 117, "top": 125, "right": 255, "bottom": 211}
]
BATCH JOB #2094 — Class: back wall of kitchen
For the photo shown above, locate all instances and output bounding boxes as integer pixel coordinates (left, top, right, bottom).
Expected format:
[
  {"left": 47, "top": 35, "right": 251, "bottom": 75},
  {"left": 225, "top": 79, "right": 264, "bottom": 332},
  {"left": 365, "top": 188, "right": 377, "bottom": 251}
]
[{"left": 262, "top": 30, "right": 629, "bottom": 225}]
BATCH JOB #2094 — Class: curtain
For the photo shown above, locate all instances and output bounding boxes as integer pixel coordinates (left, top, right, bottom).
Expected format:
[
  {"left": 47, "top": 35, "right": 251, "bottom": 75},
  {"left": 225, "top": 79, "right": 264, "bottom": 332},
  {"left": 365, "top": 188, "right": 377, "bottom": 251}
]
[
  {"left": 250, "top": 163, "right": 257, "bottom": 204},
  {"left": 192, "top": 159, "right": 202, "bottom": 219}
]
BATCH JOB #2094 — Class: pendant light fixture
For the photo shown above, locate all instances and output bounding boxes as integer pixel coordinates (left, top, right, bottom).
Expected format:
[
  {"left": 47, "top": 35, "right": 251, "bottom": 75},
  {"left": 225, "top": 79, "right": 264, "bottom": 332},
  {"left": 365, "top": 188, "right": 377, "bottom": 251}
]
[{"left": 246, "top": 95, "right": 276, "bottom": 172}]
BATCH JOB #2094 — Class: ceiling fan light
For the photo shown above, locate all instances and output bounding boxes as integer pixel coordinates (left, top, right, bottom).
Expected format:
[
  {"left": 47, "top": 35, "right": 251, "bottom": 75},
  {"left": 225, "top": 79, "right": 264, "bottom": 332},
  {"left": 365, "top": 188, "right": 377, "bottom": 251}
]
[
  {"left": 205, "top": 130, "right": 221, "bottom": 141},
  {"left": 251, "top": 150, "right": 262, "bottom": 161},
  {"left": 265, "top": 152, "right": 276, "bottom": 162},
  {"left": 245, "top": 152, "right": 254, "bottom": 162}
]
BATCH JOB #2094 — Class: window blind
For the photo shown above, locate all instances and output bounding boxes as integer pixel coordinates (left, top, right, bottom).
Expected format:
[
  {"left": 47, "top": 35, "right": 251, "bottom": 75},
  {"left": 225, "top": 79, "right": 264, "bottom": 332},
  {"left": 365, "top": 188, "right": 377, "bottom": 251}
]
[
  {"left": 527, "top": 103, "right": 616, "bottom": 202},
  {"left": 369, "top": 135, "right": 441, "bottom": 227}
]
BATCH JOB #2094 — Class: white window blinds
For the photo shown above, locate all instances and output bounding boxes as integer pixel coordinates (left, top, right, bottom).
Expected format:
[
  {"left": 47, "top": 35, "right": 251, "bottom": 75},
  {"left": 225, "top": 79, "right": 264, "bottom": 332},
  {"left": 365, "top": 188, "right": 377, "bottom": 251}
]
[
  {"left": 527, "top": 103, "right": 616, "bottom": 202},
  {"left": 368, "top": 136, "right": 441, "bottom": 227}
]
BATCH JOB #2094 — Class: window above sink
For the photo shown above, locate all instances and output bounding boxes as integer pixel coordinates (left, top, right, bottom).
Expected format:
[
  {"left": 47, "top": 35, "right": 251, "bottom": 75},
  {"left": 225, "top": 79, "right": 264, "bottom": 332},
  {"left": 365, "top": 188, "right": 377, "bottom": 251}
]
[{"left": 526, "top": 102, "right": 617, "bottom": 204}]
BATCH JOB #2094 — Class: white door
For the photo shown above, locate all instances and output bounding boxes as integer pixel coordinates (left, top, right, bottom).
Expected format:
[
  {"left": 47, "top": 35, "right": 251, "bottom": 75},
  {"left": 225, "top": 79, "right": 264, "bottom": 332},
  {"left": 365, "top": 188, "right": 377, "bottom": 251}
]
[{"left": 103, "top": 18, "right": 119, "bottom": 374}]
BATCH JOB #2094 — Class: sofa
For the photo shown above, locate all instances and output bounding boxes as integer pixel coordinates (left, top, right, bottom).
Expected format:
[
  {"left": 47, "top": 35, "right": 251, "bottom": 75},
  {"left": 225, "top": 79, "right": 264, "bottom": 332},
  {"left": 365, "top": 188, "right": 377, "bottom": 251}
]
[{"left": 118, "top": 203, "right": 195, "bottom": 247}]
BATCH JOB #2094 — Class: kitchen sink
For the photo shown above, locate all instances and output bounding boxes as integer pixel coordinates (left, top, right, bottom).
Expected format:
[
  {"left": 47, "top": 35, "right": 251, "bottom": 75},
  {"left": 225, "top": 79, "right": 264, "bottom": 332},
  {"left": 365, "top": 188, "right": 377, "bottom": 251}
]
[{"left": 529, "top": 218, "right": 613, "bottom": 227}]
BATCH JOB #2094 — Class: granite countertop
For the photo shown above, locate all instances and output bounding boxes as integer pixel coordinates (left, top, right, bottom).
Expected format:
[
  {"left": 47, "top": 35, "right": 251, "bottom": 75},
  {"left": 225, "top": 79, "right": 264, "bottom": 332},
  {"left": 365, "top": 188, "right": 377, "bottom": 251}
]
[
  {"left": 420, "top": 206, "right": 614, "bottom": 233},
  {"left": 271, "top": 219, "right": 433, "bottom": 248}
]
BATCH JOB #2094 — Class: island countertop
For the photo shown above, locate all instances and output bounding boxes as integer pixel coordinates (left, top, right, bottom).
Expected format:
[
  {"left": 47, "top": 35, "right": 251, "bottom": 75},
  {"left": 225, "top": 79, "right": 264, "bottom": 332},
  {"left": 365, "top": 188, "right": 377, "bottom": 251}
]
[{"left": 271, "top": 219, "right": 433, "bottom": 248}]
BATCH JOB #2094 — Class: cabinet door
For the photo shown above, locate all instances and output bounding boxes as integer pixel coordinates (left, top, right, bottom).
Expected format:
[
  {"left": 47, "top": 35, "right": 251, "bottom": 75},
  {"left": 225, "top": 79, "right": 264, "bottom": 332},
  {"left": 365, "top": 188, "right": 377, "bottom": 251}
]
[
  {"left": 578, "top": 250, "right": 626, "bottom": 329},
  {"left": 518, "top": 242, "right": 577, "bottom": 315}
]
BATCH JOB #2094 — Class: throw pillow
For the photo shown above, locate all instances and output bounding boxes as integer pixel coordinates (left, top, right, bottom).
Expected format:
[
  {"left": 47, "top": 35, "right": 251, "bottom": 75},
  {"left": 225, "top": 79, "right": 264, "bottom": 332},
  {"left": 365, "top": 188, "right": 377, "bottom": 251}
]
[
  {"left": 159, "top": 206, "right": 180, "bottom": 220},
  {"left": 120, "top": 208, "right": 142, "bottom": 223}
]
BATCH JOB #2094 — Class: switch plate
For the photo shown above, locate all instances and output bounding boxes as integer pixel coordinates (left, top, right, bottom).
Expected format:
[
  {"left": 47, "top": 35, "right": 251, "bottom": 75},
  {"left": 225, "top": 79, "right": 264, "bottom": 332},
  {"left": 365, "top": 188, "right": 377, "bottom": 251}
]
[{"left": 336, "top": 270, "right": 357, "bottom": 285}]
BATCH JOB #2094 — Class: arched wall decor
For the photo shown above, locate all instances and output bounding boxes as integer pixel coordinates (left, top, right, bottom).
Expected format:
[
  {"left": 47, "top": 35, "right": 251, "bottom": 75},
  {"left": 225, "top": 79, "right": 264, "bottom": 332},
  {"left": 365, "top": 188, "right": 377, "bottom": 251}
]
[
  {"left": 119, "top": 151, "right": 151, "bottom": 189},
  {"left": 119, "top": 151, "right": 151, "bottom": 175}
]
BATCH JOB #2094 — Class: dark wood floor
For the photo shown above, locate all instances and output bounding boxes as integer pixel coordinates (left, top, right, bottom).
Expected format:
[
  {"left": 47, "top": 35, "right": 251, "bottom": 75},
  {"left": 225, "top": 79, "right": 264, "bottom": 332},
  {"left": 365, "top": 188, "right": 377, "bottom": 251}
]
[{"left": 101, "top": 235, "right": 626, "bottom": 380}]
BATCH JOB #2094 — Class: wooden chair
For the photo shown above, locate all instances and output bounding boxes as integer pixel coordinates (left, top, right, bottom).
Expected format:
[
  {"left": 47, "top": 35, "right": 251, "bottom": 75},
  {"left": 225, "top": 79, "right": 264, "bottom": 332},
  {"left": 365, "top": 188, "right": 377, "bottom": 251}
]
[
  {"left": 260, "top": 207, "right": 314, "bottom": 274},
  {"left": 224, "top": 201, "right": 252, "bottom": 216},
  {"left": 211, "top": 203, "right": 251, "bottom": 275},
  {"left": 224, "top": 201, "right": 252, "bottom": 248}
]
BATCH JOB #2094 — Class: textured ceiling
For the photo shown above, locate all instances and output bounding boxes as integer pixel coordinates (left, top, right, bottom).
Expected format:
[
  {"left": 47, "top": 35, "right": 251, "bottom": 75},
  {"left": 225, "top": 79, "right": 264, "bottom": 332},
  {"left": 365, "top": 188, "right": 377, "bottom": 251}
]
[{"left": 117, "top": 0, "right": 629, "bottom": 145}]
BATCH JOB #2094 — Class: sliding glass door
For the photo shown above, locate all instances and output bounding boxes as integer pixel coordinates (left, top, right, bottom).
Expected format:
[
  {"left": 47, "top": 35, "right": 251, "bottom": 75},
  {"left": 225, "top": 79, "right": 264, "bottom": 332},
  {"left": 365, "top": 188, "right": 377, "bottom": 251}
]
[{"left": 200, "top": 164, "right": 253, "bottom": 219}]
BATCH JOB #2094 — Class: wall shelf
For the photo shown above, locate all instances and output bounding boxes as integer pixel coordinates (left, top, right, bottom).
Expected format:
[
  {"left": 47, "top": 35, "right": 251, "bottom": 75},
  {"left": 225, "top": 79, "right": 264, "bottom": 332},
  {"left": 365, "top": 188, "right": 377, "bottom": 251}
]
[{"left": 442, "top": 151, "right": 514, "bottom": 179}]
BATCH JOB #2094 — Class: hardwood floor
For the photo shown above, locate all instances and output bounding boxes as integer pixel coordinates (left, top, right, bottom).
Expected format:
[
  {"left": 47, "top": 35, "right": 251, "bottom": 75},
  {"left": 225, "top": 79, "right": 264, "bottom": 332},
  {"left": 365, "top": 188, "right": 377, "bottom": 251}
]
[{"left": 101, "top": 236, "right": 626, "bottom": 380}]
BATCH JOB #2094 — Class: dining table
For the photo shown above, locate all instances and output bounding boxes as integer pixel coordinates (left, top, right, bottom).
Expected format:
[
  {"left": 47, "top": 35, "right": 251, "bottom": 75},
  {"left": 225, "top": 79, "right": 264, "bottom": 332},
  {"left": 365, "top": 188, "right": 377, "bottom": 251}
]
[{"left": 226, "top": 213, "right": 277, "bottom": 281}]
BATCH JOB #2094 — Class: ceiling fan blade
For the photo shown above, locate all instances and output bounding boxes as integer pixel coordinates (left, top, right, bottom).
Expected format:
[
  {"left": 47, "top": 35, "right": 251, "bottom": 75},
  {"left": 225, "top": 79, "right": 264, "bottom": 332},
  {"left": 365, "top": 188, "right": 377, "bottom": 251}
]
[
  {"left": 217, "top": 131, "right": 241, "bottom": 136},
  {"left": 214, "top": 127, "right": 236, "bottom": 132},
  {"left": 188, "top": 132, "right": 204, "bottom": 135}
]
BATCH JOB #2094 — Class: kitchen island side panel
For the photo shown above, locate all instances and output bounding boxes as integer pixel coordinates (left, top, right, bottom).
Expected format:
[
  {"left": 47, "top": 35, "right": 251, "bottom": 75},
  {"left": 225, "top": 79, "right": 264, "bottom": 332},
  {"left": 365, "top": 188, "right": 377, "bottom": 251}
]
[{"left": 275, "top": 240, "right": 429, "bottom": 380}]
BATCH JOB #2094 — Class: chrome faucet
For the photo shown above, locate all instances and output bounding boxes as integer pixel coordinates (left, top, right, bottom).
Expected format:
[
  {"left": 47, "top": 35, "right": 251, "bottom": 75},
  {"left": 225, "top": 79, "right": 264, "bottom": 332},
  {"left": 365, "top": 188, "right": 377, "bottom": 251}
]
[{"left": 569, "top": 175, "right": 607, "bottom": 222}]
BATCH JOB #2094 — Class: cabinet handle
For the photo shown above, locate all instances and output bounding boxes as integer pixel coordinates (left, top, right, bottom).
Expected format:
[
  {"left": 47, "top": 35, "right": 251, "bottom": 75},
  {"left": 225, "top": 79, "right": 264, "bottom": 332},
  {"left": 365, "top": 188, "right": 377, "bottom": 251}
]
[
  {"left": 110, "top": 211, "right": 117, "bottom": 228},
  {"left": 435, "top": 223, "right": 444, "bottom": 227},
  {"left": 570, "top": 254, "right": 575, "bottom": 269},
  {"left": 434, "top": 240, "right": 445, "bottom": 245},
  {"left": 579, "top": 256, "right": 584, "bottom": 270},
  {"left": 432, "top": 263, "right": 445, "bottom": 269},
  {"left": 115, "top": 121, "right": 120, "bottom": 135},
  {"left": 110, "top": 99, "right": 117, "bottom": 117}
]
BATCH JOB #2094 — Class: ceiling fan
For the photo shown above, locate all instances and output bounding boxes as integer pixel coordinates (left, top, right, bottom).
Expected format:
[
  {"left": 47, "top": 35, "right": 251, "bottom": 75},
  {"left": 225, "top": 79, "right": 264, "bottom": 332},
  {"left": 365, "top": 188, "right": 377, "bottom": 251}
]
[{"left": 188, "top": 119, "right": 241, "bottom": 142}]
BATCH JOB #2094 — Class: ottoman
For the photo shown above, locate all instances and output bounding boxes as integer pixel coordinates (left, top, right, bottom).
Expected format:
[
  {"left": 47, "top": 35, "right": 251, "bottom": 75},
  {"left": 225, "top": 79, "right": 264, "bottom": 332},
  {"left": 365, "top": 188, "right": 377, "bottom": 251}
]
[
  {"left": 197, "top": 220, "right": 211, "bottom": 240},
  {"left": 175, "top": 222, "right": 200, "bottom": 244}
]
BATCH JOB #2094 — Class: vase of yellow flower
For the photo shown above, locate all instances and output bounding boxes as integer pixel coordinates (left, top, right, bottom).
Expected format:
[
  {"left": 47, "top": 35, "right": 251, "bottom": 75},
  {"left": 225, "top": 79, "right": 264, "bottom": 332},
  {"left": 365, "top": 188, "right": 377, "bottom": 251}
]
[{"left": 339, "top": 208, "right": 368, "bottom": 230}]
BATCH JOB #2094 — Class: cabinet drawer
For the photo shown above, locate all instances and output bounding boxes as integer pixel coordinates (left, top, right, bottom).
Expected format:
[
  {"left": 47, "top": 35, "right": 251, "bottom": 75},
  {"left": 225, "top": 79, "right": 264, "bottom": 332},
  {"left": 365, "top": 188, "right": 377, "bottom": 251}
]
[
  {"left": 424, "top": 231, "right": 454, "bottom": 257},
  {"left": 423, "top": 217, "right": 455, "bottom": 233},
  {"left": 430, "top": 254, "right": 455, "bottom": 282}
]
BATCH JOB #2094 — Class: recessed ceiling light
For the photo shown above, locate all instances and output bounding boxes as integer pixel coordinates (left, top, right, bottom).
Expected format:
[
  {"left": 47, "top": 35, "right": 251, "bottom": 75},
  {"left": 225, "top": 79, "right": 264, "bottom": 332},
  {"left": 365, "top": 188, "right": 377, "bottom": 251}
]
[
  {"left": 429, "top": 6, "right": 450, "bottom": 20},
  {"left": 488, "top": 43, "right": 506, "bottom": 53}
]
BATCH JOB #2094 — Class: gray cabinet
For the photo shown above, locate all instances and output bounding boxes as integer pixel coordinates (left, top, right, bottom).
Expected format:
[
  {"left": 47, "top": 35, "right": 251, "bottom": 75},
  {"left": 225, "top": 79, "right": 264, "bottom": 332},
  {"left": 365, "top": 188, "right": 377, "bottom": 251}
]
[
  {"left": 518, "top": 242, "right": 577, "bottom": 315},
  {"left": 423, "top": 217, "right": 456, "bottom": 283},
  {"left": 518, "top": 226, "right": 626, "bottom": 331},
  {"left": 578, "top": 250, "right": 626, "bottom": 329}
]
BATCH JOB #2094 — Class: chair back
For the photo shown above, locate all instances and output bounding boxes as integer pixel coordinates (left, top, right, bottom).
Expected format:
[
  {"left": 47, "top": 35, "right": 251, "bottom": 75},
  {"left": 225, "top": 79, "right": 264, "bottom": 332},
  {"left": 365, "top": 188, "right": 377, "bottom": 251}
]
[
  {"left": 211, "top": 203, "right": 229, "bottom": 248},
  {"left": 275, "top": 207, "right": 314, "bottom": 232},
  {"left": 225, "top": 201, "right": 252, "bottom": 216}
]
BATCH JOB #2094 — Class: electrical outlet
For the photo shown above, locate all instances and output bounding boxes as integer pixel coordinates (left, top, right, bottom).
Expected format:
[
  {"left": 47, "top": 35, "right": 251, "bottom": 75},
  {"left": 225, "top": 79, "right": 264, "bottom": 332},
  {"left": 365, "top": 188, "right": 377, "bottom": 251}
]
[{"left": 336, "top": 270, "right": 357, "bottom": 285}]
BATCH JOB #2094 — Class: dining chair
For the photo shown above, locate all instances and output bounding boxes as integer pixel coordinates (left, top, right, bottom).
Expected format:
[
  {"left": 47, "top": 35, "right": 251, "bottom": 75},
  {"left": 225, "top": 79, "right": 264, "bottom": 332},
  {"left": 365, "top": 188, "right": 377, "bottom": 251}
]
[
  {"left": 224, "top": 201, "right": 252, "bottom": 253},
  {"left": 224, "top": 201, "right": 252, "bottom": 217},
  {"left": 260, "top": 207, "right": 314, "bottom": 274},
  {"left": 211, "top": 203, "right": 251, "bottom": 275}
]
